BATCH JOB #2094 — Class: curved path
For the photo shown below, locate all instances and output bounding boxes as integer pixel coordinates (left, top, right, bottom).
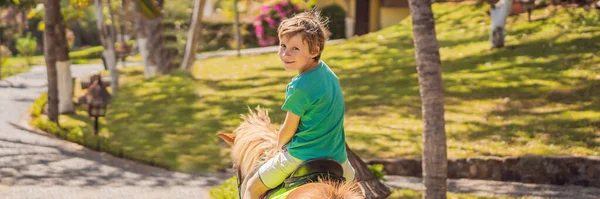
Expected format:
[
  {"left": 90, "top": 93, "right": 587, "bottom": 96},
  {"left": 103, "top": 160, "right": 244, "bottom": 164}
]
[{"left": 0, "top": 64, "right": 231, "bottom": 198}]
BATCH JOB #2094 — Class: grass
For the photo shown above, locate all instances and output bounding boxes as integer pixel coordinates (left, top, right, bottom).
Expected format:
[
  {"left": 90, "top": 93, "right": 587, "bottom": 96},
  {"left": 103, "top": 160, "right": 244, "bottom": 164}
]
[
  {"left": 192, "top": 3, "right": 600, "bottom": 160},
  {"left": 30, "top": 3, "right": 600, "bottom": 174},
  {"left": 30, "top": 66, "right": 229, "bottom": 172}
]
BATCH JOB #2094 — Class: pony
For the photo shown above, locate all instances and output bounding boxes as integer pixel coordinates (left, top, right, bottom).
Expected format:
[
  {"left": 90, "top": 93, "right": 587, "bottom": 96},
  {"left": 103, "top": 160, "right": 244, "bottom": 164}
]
[{"left": 217, "top": 107, "right": 363, "bottom": 199}]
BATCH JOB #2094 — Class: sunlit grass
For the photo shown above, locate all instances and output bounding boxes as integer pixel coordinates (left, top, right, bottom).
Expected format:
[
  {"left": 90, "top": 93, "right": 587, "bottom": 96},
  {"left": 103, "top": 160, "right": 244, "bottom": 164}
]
[{"left": 192, "top": 3, "right": 600, "bottom": 160}]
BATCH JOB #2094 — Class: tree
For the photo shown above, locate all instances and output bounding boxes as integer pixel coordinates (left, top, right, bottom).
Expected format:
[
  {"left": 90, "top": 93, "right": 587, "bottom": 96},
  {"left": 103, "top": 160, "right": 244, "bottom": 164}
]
[
  {"left": 490, "top": 0, "right": 513, "bottom": 48},
  {"left": 56, "top": 3, "right": 74, "bottom": 114},
  {"left": 43, "top": 0, "right": 61, "bottom": 122},
  {"left": 133, "top": 2, "right": 154, "bottom": 77},
  {"left": 145, "top": 0, "right": 171, "bottom": 74},
  {"left": 407, "top": 0, "right": 448, "bottom": 198},
  {"left": 347, "top": 144, "right": 391, "bottom": 199},
  {"left": 233, "top": 0, "right": 241, "bottom": 57},
  {"left": 180, "top": 0, "right": 206, "bottom": 70},
  {"left": 133, "top": 0, "right": 171, "bottom": 75},
  {"left": 95, "top": 0, "right": 120, "bottom": 93}
]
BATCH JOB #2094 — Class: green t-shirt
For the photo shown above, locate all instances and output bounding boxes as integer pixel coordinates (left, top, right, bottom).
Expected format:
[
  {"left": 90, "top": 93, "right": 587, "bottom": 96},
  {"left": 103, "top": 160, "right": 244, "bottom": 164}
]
[{"left": 282, "top": 61, "right": 347, "bottom": 164}]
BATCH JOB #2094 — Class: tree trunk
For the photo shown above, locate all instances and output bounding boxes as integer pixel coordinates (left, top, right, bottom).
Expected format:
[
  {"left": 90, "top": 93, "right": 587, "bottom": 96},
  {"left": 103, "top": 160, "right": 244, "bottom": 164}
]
[
  {"left": 146, "top": 17, "right": 168, "bottom": 74},
  {"left": 133, "top": 1, "right": 155, "bottom": 77},
  {"left": 346, "top": 144, "right": 391, "bottom": 199},
  {"left": 107, "top": 0, "right": 118, "bottom": 44},
  {"left": 490, "top": 0, "right": 513, "bottom": 48},
  {"left": 95, "top": 0, "right": 119, "bottom": 93},
  {"left": 233, "top": 0, "right": 241, "bottom": 57},
  {"left": 55, "top": 10, "right": 74, "bottom": 113},
  {"left": 146, "top": 0, "right": 171, "bottom": 74},
  {"left": 43, "top": 0, "right": 60, "bottom": 122},
  {"left": 0, "top": 36, "right": 3, "bottom": 80},
  {"left": 407, "top": 0, "right": 448, "bottom": 198},
  {"left": 180, "top": 0, "right": 206, "bottom": 70},
  {"left": 21, "top": 10, "right": 28, "bottom": 34},
  {"left": 119, "top": 0, "right": 128, "bottom": 66}
]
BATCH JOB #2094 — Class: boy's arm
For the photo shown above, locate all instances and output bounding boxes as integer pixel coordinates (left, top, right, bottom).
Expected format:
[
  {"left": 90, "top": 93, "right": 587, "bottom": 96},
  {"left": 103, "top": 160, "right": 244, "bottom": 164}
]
[{"left": 277, "top": 111, "right": 301, "bottom": 150}]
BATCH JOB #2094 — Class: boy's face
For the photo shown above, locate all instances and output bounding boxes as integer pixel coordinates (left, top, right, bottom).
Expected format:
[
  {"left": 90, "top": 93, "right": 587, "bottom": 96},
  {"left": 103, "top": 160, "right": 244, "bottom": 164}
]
[{"left": 278, "top": 34, "right": 319, "bottom": 73}]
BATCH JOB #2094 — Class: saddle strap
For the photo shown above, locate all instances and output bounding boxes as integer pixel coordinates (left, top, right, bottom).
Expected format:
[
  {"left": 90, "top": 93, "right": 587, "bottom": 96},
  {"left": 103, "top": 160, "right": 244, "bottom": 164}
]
[{"left": 283, "top": 172, "right": 346, "bottom": 188}]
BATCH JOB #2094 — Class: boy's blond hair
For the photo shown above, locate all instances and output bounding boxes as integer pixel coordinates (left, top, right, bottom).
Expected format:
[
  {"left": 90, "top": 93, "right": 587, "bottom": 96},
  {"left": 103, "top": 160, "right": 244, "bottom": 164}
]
[{"left": 277, "top": 11, "right": 330, "bottom": 61}]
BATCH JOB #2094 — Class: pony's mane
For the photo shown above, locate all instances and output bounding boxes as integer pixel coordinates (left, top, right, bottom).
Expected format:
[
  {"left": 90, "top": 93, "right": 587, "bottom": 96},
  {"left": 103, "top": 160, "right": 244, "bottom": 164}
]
[
  {"left": 288, "top": 179, "right": 364, "bottom": 199},
  {"left": 231, "top": 107, "right": 278, "bottom": 177}
]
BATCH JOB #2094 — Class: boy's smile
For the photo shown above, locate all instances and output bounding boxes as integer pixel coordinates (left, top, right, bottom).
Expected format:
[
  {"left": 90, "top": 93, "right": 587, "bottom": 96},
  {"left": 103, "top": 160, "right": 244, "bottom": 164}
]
[{"left": 279, "top": 34, "right": 320, "bottom": 74}]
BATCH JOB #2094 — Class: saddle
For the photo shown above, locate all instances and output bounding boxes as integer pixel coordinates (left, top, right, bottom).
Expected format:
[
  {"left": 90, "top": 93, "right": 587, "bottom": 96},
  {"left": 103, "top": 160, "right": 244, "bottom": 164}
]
[
  {"left": 239, "top": 158, "right": 346, "bottom": 199},
  {"left": 265, "top": 158, "right": 345, "bottom": 198},
  {"left": 283, "top": 158, "right": 345, "bottom": 188}
]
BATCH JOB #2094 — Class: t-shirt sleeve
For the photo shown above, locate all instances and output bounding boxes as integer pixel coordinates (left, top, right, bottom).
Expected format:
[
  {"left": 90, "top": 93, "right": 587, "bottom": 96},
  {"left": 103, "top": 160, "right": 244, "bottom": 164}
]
[{"left": 282, "top": 87, "right": 311, "bottom": 116}]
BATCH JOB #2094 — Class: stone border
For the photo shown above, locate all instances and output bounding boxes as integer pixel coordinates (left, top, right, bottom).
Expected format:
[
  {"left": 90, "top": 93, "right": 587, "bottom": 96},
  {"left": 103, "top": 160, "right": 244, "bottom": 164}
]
[{"left": 366, "top": 156, "right": 600, "bottom": 188}]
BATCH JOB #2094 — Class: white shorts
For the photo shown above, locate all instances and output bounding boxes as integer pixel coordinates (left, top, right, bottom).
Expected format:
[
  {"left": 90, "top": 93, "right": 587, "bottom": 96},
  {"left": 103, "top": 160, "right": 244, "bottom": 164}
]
[{"left": 257, "top": 152, "right": 356, "bottom": 189}]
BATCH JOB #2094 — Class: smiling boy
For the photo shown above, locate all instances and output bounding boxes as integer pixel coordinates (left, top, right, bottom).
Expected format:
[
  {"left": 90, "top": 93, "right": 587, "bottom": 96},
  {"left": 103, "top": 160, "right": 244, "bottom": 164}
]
[{"left": 242, "top": 11, "right": 356, "bottom": 199}]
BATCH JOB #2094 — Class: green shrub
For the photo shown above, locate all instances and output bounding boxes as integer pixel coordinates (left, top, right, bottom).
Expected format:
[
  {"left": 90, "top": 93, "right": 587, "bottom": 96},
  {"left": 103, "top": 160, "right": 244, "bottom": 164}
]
[
  {"left": 368, "top": 164, "right": 387, "bottom": 182},
  {"left": 321, "top": 4, "right": 346, "bottom": 39},
  {"left": 209, "top": 176, "right": 239, "bottom": 199},
  {"left": 69, "top": 45, "right": 104, "bottom": 60},
  {"left": 0, "top": 45, "right": 11, "bottom": 57},
  {"left": 30, "top": 93, "right": 47, "bottom": 118},
  {"left": 0, "top": 45, "right": 9, "bottom": 74},
  {"left": 16, "top": 34, "right": 37, "bottom": 66}
]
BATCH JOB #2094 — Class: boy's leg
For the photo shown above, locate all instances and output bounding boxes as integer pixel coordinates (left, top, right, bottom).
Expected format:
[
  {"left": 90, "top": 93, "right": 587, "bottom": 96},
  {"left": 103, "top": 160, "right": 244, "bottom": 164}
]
[
  {"left": 244, "top": 152, "right": 303, "bottom": 199},
  {"left": 341, "top": 158, "right": 356, "bottom": 182},
  {"left": 243, "top": 173, "right": 269, "bottom": 199}
]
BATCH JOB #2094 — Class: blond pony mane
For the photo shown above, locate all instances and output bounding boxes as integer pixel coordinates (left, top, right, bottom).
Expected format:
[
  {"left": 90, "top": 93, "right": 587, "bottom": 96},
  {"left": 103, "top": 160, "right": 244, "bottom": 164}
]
[
  {"left": 287, "top": 179, "right": 363, "bottom": 199},
  {"left": 231, "top": 107, "right": 279, "bottom": 177}
]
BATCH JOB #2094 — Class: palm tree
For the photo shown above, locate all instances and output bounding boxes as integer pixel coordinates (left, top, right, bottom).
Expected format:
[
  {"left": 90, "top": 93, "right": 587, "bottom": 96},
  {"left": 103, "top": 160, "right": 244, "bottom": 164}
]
[
  {"left": 133, "top": 0, "right": 170, "bottom": 75},
  {"left": 406, "top": 0, "right": 448, "bottom": 198},
  {"left": 43, "top": 0, "right": 60, "bottom": 122},
  {"left": 95, "top": 0, "right": 120, "bottom": 93},
  {"left": 490, "top": 0, "right": 513, "bottom": 48},
  {"left": 56, "top": 7, "right": 74, "bottom": 113},
  {"left": 180, "top": 0, "right": 206, "bottom": 70}
]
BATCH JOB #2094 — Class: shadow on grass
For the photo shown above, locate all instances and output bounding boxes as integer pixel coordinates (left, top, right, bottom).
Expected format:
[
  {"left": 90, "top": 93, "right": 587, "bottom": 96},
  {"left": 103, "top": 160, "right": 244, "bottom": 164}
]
[{"left": 105, "top": 69, "right": 227, "bottom": 173}]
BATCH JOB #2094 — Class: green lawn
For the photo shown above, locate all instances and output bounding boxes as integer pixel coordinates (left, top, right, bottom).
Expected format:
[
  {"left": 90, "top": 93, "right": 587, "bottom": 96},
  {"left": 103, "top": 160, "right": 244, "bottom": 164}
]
[
  {"left": 192, "top": 3, "right": 600, "bottom": 160},
  {"left": 31, "top": 3, "right": 599, "bottom": 174}
]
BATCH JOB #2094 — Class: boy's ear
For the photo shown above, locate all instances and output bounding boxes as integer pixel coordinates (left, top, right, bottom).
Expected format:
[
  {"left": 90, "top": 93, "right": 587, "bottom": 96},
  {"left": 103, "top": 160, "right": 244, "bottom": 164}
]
[
  {"left": 311, "top": 46, "right": 320, "bottom": 59},
  {"left": 217, "top": 132, "right": 236, "bottom": 146}
]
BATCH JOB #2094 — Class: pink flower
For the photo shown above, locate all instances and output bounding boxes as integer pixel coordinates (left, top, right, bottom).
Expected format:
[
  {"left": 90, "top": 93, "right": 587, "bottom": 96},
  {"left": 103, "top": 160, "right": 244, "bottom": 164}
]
[
  {"left": 274, "top": 4, "right": 283, "bottom": 13},
  {"left": 277, "top": 11, "right": 286, "bottom": 18},
  {"left": 260, "top": 5, "right": 270, "bottom": 14},
  {"left": 255, "top": 25, "right": 264, "bottom": 37},
  {"left": 267, "top": 18, "right": 276, "bottom": 28},
  {"left": 259, "top": 40, "right": 269, "bottom": 46},
  {"left": 281, "top": 1, "right": 288, "bottom": 6}
]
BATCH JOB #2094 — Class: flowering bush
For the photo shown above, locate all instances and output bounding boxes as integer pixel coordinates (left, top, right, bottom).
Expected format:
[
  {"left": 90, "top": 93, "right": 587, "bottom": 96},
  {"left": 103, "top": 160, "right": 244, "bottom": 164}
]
[{"left": 253, "top": 1, "right": 302, "bottom": 46}]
